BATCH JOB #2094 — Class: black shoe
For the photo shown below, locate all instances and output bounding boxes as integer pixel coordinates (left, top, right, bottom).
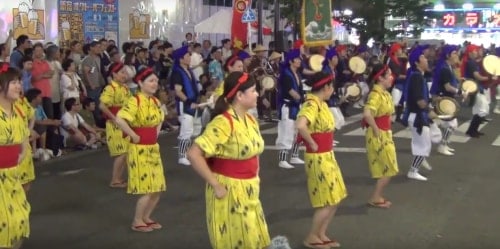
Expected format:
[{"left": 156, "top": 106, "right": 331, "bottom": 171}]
[
  {"left": 466, "top": 131, "right": 481, "bottom": 138},
  {"left": 477, "top": 131, "right": 485, "bottom": 136}
]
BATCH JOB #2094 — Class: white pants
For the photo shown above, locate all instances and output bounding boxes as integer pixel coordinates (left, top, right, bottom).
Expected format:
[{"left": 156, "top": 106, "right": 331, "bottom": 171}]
[
  {"left": 275, "top": 105, "right": 297, "bottom": 150},
  {"left": 408, "top": 113, "right": 442, "bottom": 157},
  {"left": 178, "top": 113, "right": 202, "bottom": 140},
  {"left": 391, "top": 88, "right": 403, "bottom": 106},
  {"left": 440, "top": 118, "right": 458, "bottom": 129},
  {"left": 472, "top": 92, "right": 490, "bottom": 117},
  {"left": 329, "top": 107, "right": 345, "bottom": 130},
  {"left": 496, "top": 85, "right": 500, "bottom": 101}
]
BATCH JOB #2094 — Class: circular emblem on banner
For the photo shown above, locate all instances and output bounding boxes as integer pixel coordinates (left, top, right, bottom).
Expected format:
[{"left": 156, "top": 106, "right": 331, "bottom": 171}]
[{"left": 235, "top": 0, "right": 247, "bottom": 12}]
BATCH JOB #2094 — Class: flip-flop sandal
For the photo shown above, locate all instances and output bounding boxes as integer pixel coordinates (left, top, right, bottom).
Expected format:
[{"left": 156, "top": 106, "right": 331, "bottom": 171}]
[
  {"left": 146, "top": 221, "right": 162, "bottom": 229},
  {"left": 303, "top": 241, "right": 329, "bottom": 249},
  {"left": 323, "top": 240, "right": 341, "bottom": 247},
  {"left": 367, "top": 199, "right": 392, "bottom": 209},
  {"left": 131, "top": 225, "right": 153, "bottom": 232},
  {"left": 109, "top": 181, "right": 127, "bottom": 188}
]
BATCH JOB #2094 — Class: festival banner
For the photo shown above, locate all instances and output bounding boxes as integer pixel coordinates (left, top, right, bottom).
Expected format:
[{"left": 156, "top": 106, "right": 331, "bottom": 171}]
[
  {"left": 12, "top": 1, "right": 45, "bottom": 40},
  {"left": 58, "top": 0, "right": 119, "bottom": 48},
  {"left": 231, "top": 0, "right": 250, "bottom": 49},
  {"left": 129, "top": 10, "right": 151, "bottom": 40},
  {"left": 301, "top": 0, "right": 333, "bottom": 47}
]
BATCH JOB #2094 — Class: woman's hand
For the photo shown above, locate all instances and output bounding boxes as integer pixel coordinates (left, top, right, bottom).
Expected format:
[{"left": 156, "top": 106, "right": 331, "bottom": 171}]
[
  {"left": 308, "top": 141, "right": 318, "bottom": 152},
  {"left": 213, "top": 184, "right": 228, "bottom": 199},
  {"left": 131, "top": 134, "right": 140, "bottom": 144},
  {"left": 373, "top": 126, "right": 381, "bottom": 138}
]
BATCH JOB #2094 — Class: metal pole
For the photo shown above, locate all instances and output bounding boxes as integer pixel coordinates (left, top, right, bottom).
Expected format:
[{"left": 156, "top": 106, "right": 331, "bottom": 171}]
[
  {"left": 274, "top": 0, "right": 280, "bottom": 43},
  {"left": 257, "top": 0, "right": 263, "bottom": 44}
]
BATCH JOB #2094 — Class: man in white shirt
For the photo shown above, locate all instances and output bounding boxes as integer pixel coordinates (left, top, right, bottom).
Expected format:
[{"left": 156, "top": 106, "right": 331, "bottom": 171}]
[
  {"left": 61, "top": 97, "right": 99, "bottom": 149},
  {"left": 190, "top": 43, "right": 205, "bottom": 85}
]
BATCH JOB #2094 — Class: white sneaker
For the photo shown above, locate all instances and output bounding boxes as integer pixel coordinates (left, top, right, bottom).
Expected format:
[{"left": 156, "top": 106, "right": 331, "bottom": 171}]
[
  {"left": 493, "top": 107, "right": 500, "bottom": 114},
  {"left": 437, "top": 145, "right": 454, "bottom": 156},
  {"left": 421, "top": 159, "right": 432, "bottom": 171},
  {"left": 290, "top": 157, "right": 304, "bottom": 164},
  {"left": 445, "top": 145, "right": 455, "bottom": 152},
  {"left": 44, "top": 148, "right": 54, "bottom": 158},
  {"left": 34, "top": 148, "right": 44, "bottom": 159},
  {"left": 407, "top": 171, "right": 428, "bottom": 181},
  {"left": 279, "top": 161, "right": 295, "bottom": 169},
  {"left": 178, "top": 157, "right": 191, "bottom": 166}
]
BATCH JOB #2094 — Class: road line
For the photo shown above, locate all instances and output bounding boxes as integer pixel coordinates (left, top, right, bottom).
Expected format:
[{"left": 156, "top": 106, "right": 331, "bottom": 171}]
[
  {"left": 264, "top": 145, "right": 366, "bottom": 153},
  {"left": 344, "top": 127, "right": 365, "bottom": 136},
  {"left": 492, "top": 135, "right": 500, "bottom": 146}
]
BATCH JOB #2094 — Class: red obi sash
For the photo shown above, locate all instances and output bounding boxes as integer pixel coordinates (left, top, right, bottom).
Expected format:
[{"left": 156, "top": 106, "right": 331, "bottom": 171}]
[
  {"left": 105, "top": 106, "right": 121, "bottom": 120},
  {"left": 0, "top": 144, "right": 21, "bottom": 168},
  {"left": 361, "top": 115, "right": 391, "bottom": 131},
  {"left": 209, "top": 156, "right": 258, "bottom": 179},
  {"left": 132, "top": 127, "right": 157, "bottom": 145},
  {"left": 298, "top": 132, "right": 333, "bottom": 153}
]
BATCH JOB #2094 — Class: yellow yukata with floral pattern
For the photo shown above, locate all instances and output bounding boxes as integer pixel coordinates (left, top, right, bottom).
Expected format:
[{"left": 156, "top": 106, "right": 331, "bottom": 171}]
[
  {"left": 15, "top": 97, "right": 35, "bottom": 184},
  {"left": 213, "top": 80, "right": 225, "bottom": 99},
  {"left": 117, "top": 92, "right": 166, "bottom": 194},
  {"left": 194, "top": 107, "right": 270, "bottom": 249},
  {"left": 0, "top": 104, "right": 31, "bottom": 247},
  {"left": 100, "top": 80, "right": 131, "bottom": 156},
  {"left": 364, "top": 84, "right": 399, "bottom": 178},
  {"left": 298, "top": 93, "right": 347, "bottom": 208}
]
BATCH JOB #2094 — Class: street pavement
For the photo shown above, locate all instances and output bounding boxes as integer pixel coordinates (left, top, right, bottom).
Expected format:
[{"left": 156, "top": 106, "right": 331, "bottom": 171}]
[{"left": 24, "top": 106, "right": 500, "bottom": 249}]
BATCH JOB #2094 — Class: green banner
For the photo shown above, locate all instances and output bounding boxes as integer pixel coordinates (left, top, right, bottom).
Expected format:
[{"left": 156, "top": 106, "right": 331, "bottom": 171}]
[{"left": 301, "top": 0, "right": 333, "bottom": 47}]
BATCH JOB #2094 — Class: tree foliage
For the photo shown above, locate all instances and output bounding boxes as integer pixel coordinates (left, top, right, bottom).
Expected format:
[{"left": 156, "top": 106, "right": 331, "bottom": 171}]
[{"left": 260, "top": 0, "right": 434, "bottom": 44}]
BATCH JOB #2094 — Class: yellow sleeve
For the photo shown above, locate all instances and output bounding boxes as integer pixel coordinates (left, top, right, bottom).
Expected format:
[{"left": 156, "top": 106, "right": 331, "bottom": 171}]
[
  {"left": 117, "top": 96, "right": 138, "bottom": 123},
  {"left": 99, "top": 85, "right": 114, "bottom": 106},
  {"left": 297, "top": 100, "right": 318, "bottom": 126},
  {"left": 154, "top": 97, "right": 165, "bottom": 123},
  {"left": 194, "top": 114, "right": 231, "bottom": 158},
  {"left": 214, "top": 81, "right": 224, "bottom": 97},
  {"left": 26, "top": 104, "right": 35, "bottom": 120},
  {"left": 364, "top": 91, "right": 381, "bottom": 115}
]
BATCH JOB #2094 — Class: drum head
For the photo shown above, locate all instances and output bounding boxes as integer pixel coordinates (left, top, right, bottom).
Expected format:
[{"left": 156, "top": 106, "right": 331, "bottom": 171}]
[
  {"left": 261, "top": 76, "right": 275, "bottom": 90},
  {"left": 437, "top": 98, "right": 457, "bottom": 116},
  {"left": 461, "top": 80, "right": 478, "bottom": 94},
  {"left": 349, "top": 56, "right": 367, "bottom": 74},
  {"left": 345, "top": 84, "right": 362, "bottom": 101},
  {"left": 483, "top": 55, "right": 500, "bottom": 76},
  {"left": 309, "top": 54, "right": 325, "bottom": 72}
]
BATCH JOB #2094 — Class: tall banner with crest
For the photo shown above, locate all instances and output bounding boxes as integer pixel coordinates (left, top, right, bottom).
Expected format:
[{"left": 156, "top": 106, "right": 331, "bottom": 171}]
[
  {"left": 231, "top": 0, "right": 251, "bottom": 49},
  {"left": 301, "top": 0, "right": 333, "bottom": 47}
]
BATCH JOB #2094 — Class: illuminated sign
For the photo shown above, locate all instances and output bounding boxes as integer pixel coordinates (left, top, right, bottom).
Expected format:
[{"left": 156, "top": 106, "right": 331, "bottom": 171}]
[
  {"left": 465, "top": 12, "right": 479, "bottom": 27},
  {"left": 442, "top": 13, "right": 456, "bottom": 26}
]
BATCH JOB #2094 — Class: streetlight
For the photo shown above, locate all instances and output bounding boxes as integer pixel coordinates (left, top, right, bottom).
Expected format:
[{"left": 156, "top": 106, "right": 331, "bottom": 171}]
[
  {"left": 462, "top": 3, "right": 474, "bottom": 11},
  {"left": 433, "top": 3, "right": 445, "bottom": 11}
]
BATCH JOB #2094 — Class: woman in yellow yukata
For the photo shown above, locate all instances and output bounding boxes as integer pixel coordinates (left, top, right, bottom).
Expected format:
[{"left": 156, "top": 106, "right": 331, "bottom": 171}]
[
  {"left": 187, "top": 71, "right": 271, "bottom": 249},
  {"left": 115, "top": 67, "right": 166, "bottom": 233},
  {"left": 362, "top": 63, "right": 399, "bottom": 209},
  {"left": 99, "top": 62, "right": 131, "bottom": 188},
  {"left": 296, "top": 72, "right": 347, "bottom": 249},
  {"left": 15, "top": 91, "right": 36, "bottom": 192},
  {"left": 0, "top": 63, "right": 31, "bottom": 249}
]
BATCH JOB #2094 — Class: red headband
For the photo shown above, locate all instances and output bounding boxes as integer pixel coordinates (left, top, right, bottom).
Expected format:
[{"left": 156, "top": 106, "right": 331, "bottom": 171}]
[
  {"left": 226, "top": 73, "right": 248, "bottom": 99},
  {"left": 225, "top": 56, "right": 240, "bottom": 71},
  {"left": 134, "top": 67, "right": 154, "bottom": 83},
  {"left": 0, "top": 63, "right": 8, "bottom": 73},
  {"left": 110, "top": 63, "right": 124, "bottom": 74},
  {"left": 373, "top": 65, "right": 389, "bottom": 81},
  {"left": 313, "top": 75, "right": 334, "bottom": 88}
]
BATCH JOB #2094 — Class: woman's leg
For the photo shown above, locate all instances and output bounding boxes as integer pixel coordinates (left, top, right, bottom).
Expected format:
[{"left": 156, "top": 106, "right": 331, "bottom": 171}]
[
  {"left": 318, "top": 205, "right": 340, "bottom": 244},
  {"left": 132, "top": 194, "right": 153, "bottom": 231},
  {"left": 305, "top": 206, "right": 336, "bottom": 246},
  {"left": 110, "top": 154, "right": 127, "bottom": 186},
  {"left": 370, "top": 177, "right": 392, "bottom": 205},
  {"left": 143, "top": 192, "right": 161, "bottom": 224}
]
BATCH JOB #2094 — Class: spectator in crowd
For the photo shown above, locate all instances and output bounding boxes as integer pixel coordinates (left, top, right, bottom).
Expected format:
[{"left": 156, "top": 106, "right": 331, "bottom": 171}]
[
  {"left": 61, "top": 58, "right": 85, "bottom": 103},
  {"left": 123, "top": 53, "right": 138, "bottom": 94},
  {"left": 46, "top": 45, "right": 63, "bottom": 119},
  {"left": 61, "top": 97, "right": 100, "bottom": 149},
  {"left": 10, "top": 34, "right": 31, "bottom": 69},
  {"left": 0, "top": 30, "right": 13, "bottom": 62},
  {"left": 182, "top": 32, "right": 194, "bottom": 46},
  {"left": 208, "top": 47, "right": 223, "bottom": 85},
  {"left": 221, "top": 38, "right": 232, "bottom": 62},
  {"left": 67, "top": 40, "right": 83, "bottom": 72},
  {"left": 201, "top": 39, "right": 213, "bottom": 59},
  {"left": 32, "top": 42, "right": 55, "bottom": 118},
  {"left": 190, "top": 43, "right": 205, "bottom": 84},
  {"left": 26, "top": 88, "right": 63, "bottom": 160},
  {"left": 134, "top": 47, "right": 149, "bottom": 71},
  {"left": 81, "top": 41, "right": 105, "bottom": 120},
  {"left": 79, "top": 97, "right": 106, "bottom": 143},
  {"left": 20, "top": 56, "right": 33, "bottom": 92}
]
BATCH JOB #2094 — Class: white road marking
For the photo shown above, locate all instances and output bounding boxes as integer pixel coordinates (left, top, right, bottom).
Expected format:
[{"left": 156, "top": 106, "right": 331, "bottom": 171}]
[
  {"left": 492, "top": 135, "right": 500, "bottom": 146},
  {"left": 263, "top": 145, "right": 366, "bottom": 153}
]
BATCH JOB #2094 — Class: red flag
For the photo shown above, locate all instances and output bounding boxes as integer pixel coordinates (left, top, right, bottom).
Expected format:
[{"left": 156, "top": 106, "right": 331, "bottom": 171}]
[{"left": 231, "top": 0, "right": 250, "bottom": 49}]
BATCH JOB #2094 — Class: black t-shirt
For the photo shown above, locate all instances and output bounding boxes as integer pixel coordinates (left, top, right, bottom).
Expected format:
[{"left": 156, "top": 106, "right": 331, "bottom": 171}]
[
  {"left": 406, "top": 72, "right": 426, "bottom": 112},
  {"left": 437, "top": 66, "right": 454, "bottom": 97}
]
